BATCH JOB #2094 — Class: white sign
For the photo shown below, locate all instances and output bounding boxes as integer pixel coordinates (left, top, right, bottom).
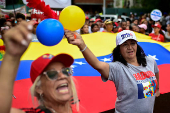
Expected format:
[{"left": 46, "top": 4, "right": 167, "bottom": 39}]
[
  {"left": 0, "top": 6, "right": 26, "bottom": 15},
  {"left": 22, "top": 0, "right": 71, "bottom": 8},
  {"left": 150, "top": 9, "right": 162, "bottom": 21}
]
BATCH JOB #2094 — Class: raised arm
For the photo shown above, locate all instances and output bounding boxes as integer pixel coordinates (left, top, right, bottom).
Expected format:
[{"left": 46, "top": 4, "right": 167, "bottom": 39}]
[
  {"left": 0, "top": 21, "right": 34, "bottom": 113},
  {"left": 65, "top": 30, "right": 109, "bottom": 79}
]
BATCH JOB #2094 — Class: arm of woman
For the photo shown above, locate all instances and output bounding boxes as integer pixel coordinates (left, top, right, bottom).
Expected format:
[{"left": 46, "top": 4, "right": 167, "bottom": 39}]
[
  {"left": 65, "top": 30, "right": 110, "bottom": 79},
  {"left": 0, "top": 21, "right": 34, "bottom": 113},
  {"left": 155, "top": 73, "right": 160, "bottom": 97}
]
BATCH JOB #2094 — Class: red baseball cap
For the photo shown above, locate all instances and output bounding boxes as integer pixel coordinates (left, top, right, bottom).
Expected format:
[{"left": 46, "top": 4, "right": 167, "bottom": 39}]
[
  {"left": 94, "top": 19, "right": 103, "bottom": 23},
  {"left": 30, "top": 53, "right": 74, "bottom": 83},
  {"left": 85, "top": 16, "right": 89, "bottom": 20},
  {"left": 152, "top": 24, "right": 161, "bottom": 29}
]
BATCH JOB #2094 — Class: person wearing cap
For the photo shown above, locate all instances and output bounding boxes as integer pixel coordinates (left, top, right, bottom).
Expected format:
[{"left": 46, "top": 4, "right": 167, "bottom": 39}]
[
  {"left": 102, "top": 19, "right": 113, "bottom": 33},
  {"left": 149, "top": 24, "right": 165, "bottom": 42},
  {"left": 138, "top": 24, "right": 147, "bottom": 35},
  {"left": 85, "top": 16, "right": 89, "bottom": 25},
  {"left": 94, "top": 18, "right": 104, "bottom": 32},
  {"left": 0, "top": 21, "right": 79, "bottom": 113},
  {"left": 65, "top": 29, "right": 160, "bottom": 113},
  {"left": 112, "top": 22, "right": 118, "bottom": 33}
]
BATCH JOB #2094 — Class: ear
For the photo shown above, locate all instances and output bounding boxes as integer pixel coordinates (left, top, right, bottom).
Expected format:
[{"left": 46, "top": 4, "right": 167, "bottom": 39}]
[{"left": 35, "top": 85, "right": 43, "bottom": 95}]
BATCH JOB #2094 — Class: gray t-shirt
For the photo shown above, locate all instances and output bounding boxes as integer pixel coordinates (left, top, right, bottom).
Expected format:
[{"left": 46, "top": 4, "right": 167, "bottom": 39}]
[{"left": 102, "top": 56, "right": 159, "bottom": 113}]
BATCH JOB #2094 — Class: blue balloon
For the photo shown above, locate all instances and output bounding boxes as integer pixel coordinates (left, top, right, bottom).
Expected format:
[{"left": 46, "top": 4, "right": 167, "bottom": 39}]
[{"left": 36, "top": 19, "right": 64, "bottom": 46}]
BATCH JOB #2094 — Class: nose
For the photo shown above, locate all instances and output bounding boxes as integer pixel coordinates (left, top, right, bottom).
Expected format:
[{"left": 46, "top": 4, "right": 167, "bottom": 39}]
[
  {"left": 127, "top": 44, "right": 132, "bottom": 49},
  {"left": 57, "top": 72, "right": 67, "bottom": 80}
]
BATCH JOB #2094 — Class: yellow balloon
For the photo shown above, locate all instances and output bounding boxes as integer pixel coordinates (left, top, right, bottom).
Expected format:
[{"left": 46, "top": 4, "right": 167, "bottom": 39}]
[
  {"left": 59, "top": 5, "right": 85, "bottom": 31},
  {"left": 0, "top": 39, "right": 4, "bottom": 46}
]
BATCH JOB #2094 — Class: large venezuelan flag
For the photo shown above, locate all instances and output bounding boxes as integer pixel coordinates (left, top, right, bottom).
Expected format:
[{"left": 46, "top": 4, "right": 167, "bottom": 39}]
[{"left": 0, "top": 32, "right": 170, "bottom": 112}]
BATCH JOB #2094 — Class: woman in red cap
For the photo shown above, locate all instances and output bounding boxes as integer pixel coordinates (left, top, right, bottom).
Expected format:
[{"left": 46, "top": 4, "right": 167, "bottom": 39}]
[
  {"left": 149, "top": 24, "right": 165, "bottom": 42},
  {"left": 0, "top": 21, "right": 79, "bottom": 113}
]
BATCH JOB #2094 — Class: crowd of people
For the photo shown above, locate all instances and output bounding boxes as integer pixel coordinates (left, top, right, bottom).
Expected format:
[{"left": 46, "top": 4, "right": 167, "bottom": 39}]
[
  {"left": 0, "top": 11, "right": 167, "bottom": 113},
  {"left": 77, "top": 12, "right": 170, "bottom": 42},
  {"left": 0, "top": 13, "right": 37, "bottom": 42},
  {"left": 1, "top": 12, "right": 170, "bottom": 43}
]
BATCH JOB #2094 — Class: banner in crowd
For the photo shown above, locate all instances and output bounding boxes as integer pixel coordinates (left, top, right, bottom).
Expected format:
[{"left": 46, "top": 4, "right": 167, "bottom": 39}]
[
  {"left": 31, "top": 9, "right": 61, "bottom": 22},
  {"left": 22, "top": 0, "right": 71, "bottom": 8},
  {"left": 0, "top": 32, "right": 170, "bottom": 112},
  {"left": 0, "top": 6, "right": 26, "bottom": 15},
  {"left": 0, "top": 0, "right": 5, "bottom": 8}
]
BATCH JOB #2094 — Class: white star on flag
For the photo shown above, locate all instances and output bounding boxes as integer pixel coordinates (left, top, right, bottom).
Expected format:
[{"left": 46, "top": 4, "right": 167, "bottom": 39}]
[
  {"left": 148, "top": 54, "right": 159, "bottom": 60},
  {"left": 101, "top": 58, "right": 112, "bottom": 62},
  {"left": 74, "top": 61, "right": 86, "bottom": 65},
  {"left": 71, "top": 65, "right": 77, "bottom": 68}
]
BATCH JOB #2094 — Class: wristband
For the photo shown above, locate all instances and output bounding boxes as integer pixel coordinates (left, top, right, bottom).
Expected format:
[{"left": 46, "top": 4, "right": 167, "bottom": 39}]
[{"left": 80, "top": 45, "right": 87, "bottom": 52}]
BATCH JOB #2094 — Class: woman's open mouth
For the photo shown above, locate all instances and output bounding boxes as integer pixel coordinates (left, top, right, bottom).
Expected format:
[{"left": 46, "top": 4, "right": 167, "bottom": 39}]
[{"left": 56, "top": 83, "right": 69, "bottom": 94}]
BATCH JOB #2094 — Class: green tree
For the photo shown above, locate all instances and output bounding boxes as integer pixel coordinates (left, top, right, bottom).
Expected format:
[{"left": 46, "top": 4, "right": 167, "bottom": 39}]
[
  {"left": 141, "top": 0, "right": 170, "bottom": 12},
  {"left": 6, "top": 0, "right": 24, "bottom": 5}
]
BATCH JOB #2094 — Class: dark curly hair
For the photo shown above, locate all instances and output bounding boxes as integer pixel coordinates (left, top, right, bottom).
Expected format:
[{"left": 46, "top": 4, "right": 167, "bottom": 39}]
[{"left": 112, "top": 44, "right": 147, "bottom": 67}]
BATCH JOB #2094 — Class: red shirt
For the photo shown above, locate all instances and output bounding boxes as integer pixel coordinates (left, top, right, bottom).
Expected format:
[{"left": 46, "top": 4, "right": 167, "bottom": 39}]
[
  {"left": 149, "top": 33, "right": 165, "bottom": 42},
  {"left": 118, "top": 28, "right": 127, "bottom": 32}
]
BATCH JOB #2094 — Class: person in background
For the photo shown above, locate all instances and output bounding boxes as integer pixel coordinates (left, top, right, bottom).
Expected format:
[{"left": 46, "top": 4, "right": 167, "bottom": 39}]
[
  {"left": 138, "top": 24, "right": 147, "bottom": 35},
  {"left": 165, "top": 24, "right": 170, "bottom": 42},
  {"left": 132, "top": 25, "right": 139, "bottom": 32},
  {"left": 112, "top": 22, "right": 119, "bottom": 33},
  {"left": 160, "top": 12, "right": 167, "bottom": 30},
  {"left": 32, "top": 21, "right": 39, "bottom": 41},
  {"left": 16, "top": 13, "right": 26, "bottom": 24},
  {"left": 94, "top": 18, "right": 103, "bottom": 32},
  {"left": 141, "top": 19, "right": 148, "bottom": 25},
  {"left": 130, "top": 13, "right": 134, "bottom": 21},
  {"left": 131, "top": 19, "right": 138, "bottom": 28},
  {"left": 5, "top": 20, "right": 12, "bottom": 28},
  {"left": 151, "top": 21, "right": 165, "bottom": 34},
  {"left": 85, "top": 16, "right": 89, "bottom": 25},
  {"left": 89, "top": 18, "right": 95, "bottom": 27},
  {"left": 102, "top": 19, "right": 113, "bottom": 33},
  {"left": 117, "top": 19, "right": 122, "bottom": 27},
  {"left": 126, "top": 20, "right": 131, "bottom": 30},
  {"left": 91, "top": 23, "right": 99, "bottom": 33},
  {"left": 80, "top": 24, "right": 89, "bottom": 34},
  {"left": 88, "top": 18, "right": 95, "bottom": 33},
  {"left": 149, "top": 24, "right": 165, "bottom": 42},
  {"left": 118, "top": 21, "right": 127, "bottom": 32},
  {"left": 147, "top": 19, "right": 154, "bottom": 33},
  {"left": 8, "top": 13, "right": 16, "bottom": 27}
]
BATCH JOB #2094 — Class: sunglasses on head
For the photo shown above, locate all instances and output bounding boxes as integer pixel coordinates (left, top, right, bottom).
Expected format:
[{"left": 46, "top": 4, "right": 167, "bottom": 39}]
[{"left": 43, "top": 67, "right": 73, "bottom": 80}]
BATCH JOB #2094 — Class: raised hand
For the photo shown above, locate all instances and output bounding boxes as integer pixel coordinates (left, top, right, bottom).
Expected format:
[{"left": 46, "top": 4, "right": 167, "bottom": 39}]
[
  {"left": 64, "top": 30, "right": 86, "bottom": 49},
  {"left": 4, "top": 21, "right": 35, "bottom": 58}
]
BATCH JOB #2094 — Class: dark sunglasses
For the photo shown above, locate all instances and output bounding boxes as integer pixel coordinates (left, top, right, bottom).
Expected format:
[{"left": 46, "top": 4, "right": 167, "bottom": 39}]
[{"left": 43, "top": 67, "right": 72, "bottom": 80}]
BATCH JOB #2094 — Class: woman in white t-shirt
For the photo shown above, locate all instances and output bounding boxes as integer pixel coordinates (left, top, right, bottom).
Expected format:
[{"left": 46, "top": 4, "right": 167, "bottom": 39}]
[{"left": 65, "top": 30, "right": 160, "bottom": 113}]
